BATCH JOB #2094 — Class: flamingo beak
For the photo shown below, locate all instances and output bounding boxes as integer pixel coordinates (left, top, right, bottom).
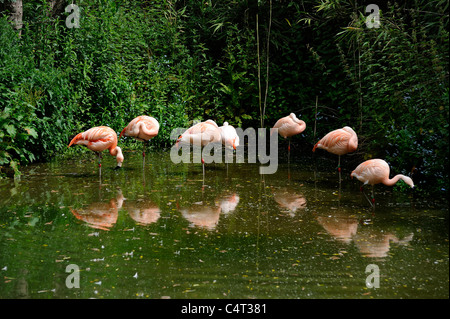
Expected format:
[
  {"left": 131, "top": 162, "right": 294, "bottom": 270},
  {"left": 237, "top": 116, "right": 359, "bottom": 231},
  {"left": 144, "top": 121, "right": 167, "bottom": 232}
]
[{"left": 175, "top": 136, "right": 182, "bottom": 150}]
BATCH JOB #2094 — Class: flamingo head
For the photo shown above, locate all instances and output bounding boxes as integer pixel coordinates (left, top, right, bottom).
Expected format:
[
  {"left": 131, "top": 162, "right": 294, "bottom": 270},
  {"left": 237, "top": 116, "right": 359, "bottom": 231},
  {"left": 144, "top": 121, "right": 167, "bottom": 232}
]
[
  {"left": 231, "top": 136, "right": 239, "bottom": 150},
  {"left": 115, "top": 146, "right": 124, "bottom": 169},
  {"left": 403, "top": 176, "right": 415, "bottom": 188}
]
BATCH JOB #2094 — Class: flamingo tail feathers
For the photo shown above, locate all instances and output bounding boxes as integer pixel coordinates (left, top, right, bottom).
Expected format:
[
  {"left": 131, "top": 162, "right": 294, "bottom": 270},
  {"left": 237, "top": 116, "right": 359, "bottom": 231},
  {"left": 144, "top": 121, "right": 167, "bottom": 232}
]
[
  {"left": 119, "top": 127, "right": 127, "bottom": 139},
  {"left": 68, "top": 133, "right": 83, "bottom": 148}
]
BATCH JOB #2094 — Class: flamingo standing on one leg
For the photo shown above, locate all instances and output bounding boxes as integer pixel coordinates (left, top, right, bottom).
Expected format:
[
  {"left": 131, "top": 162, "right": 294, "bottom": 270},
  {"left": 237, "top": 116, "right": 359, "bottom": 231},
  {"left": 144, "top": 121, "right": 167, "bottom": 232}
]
[
  {"left": 351, "top": 159, "right": 414, "bottom": 207},
  {"left": 119, "top": 116, "right": 159, "bottom": 166},
  {"left": 271, "top": 113, "right": 306, "bottom": 162},
  {"left": 175, "top": 120, "right": 222, "bottom": 185},
  {"left": 68, "top": 126, "right": 124, "bottom": 175},
  {"left": 313, "top": 126, "right": 358, "bottom": 184}
]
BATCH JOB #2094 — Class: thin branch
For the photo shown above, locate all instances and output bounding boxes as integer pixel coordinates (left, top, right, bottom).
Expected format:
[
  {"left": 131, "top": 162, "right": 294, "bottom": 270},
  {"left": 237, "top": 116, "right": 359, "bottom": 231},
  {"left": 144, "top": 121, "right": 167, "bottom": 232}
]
[{"left": 262, "top": 0, "right": 272, "bottom": 128}]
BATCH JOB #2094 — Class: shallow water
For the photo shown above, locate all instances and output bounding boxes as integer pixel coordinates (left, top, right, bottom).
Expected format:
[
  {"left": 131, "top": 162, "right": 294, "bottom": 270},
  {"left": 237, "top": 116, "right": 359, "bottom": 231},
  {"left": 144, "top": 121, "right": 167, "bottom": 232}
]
[{"left": 0, "top": 150, "right": 448, "bottom": 299}]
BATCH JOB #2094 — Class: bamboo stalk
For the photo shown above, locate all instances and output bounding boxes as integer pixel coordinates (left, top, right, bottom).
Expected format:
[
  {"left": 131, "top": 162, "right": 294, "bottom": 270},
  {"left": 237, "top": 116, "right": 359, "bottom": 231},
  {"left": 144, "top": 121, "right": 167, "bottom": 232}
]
[
  {"left": 313, "top": 95, "right": 318, "bottom": 140},
  {"left": 256, "top": 13, "right": 263, "bottom": 129}
]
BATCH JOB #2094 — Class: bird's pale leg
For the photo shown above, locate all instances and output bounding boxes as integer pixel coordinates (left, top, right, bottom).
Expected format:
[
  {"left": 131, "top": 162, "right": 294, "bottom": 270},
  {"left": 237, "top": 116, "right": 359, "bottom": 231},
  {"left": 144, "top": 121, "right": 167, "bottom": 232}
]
[
  {"left": 288, "top": 162, "right": 291, "bottom": 183},
  {"left": 362, "top": 189, "right": 373, "bottom": 207},
  {"left": 142, "top": 141, "right": 147, "bottom": 168},
  {"left": 361, "top": 185, "right": 375, "bottom": 209},
  {"left": 97, "top": 152, "right": 102, "bottom": 178},
  {"left": 288, "top": 139, "right": 291, "bottom": 164},
  {"left": 338, "top": 155, "right": 342, "bottom": 187},
  {"left": 202, "top": 158, "right": 205, "bottom": 186},
  {"left": 371, "top": 185, "right": 375, "bottom": 206}
]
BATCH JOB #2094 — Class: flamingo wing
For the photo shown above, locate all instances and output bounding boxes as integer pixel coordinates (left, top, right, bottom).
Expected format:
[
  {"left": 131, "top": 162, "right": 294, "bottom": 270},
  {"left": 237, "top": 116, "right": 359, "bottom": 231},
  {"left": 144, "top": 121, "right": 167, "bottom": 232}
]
[
  {"left": 120, "top": 116, "right": 159, "bottom": 140},
  {"left": 69, "top": 126, "right": 116, "bottom": 152},
  {"left": 272, "top": 117, "right": 292, "bottom": 138},
  {"left": 178, "top": 120, "right": 221, "bottom": 146},
  {"left": 313, "top": 129, "right": 350, "bottom": 154},
  {"left": 272, "top": 114, "right": 305, "bottom": 138},
  {"left": 352, "top": 159, "right": 389, "bottom": 185}
]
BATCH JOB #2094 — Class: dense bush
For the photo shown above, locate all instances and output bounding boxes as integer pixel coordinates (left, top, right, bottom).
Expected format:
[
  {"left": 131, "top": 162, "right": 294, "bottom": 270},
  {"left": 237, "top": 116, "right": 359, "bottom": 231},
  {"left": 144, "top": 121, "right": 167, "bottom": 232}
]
[{"left": 0, "top": 0, "right": 448, "bottom": 196}]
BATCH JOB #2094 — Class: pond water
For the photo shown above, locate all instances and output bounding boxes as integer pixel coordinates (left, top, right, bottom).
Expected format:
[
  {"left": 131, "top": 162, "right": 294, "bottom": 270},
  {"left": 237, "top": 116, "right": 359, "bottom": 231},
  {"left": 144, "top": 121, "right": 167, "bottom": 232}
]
[{"left": 0, "top": 149, "right": 448, "bottom": 299}]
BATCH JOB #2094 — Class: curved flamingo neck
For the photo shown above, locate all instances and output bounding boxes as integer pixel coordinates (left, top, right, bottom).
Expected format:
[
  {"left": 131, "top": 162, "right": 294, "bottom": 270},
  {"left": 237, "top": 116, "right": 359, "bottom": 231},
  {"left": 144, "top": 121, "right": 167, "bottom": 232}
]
[
  {"left": 289, "top": 114, "right": 306, "bottom": 133},
  {"left": 347, "top": 135, "right": 358, "bottom": 152},
  {"left": 298, "top": 120, "right": 306, "bottom": 131},
  {"left": 110, "top": 146, "right": 124, "bottom": 167},
  {"left": 383, "top": 174, "right": 412, "bottom": 187}
]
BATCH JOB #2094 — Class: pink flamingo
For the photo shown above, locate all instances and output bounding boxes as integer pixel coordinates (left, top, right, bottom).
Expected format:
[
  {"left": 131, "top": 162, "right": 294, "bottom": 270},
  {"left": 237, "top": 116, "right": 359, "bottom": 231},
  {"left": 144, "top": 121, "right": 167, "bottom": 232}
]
[
  {"left": 271, "top": 113, "right": 306, "bottom": 162},
  {"left": 219, "top": 122, "right": 239, "bottom": 150},
  {"left": 68, "top": 126, "right": 124, "bottom": 174},
  {"left": 313, "top": 126, "right": 358, "bottom": 182},
  {"left": 351, "top": 159, "right": 414, "bottom": 206},
  {"left": 175, "top": 120, "right": 222, "bottom": 185},
  {"left": 119, "top": 116, "right": 159, "bottom": 164}
]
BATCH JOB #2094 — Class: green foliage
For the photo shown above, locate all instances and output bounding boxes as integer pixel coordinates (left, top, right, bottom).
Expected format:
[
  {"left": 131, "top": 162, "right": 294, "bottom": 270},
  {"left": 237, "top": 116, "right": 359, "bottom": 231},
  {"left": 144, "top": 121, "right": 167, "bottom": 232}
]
[
  {"left": 0, "top": 0, "right": 448, "bottom": 196},
  {"left": 327, "top": 1, "right": 449, "bottom": 193}
]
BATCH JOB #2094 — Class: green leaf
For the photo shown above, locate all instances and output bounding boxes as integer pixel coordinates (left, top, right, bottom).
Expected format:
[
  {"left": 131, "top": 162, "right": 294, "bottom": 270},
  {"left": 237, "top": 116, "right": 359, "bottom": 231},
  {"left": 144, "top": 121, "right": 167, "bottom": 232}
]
[
  {"left": 5, "top": 124, "right": 16, "bottom": 138},
  {"left": 24, "top": 127, "right": 38, "bottom": 138}
]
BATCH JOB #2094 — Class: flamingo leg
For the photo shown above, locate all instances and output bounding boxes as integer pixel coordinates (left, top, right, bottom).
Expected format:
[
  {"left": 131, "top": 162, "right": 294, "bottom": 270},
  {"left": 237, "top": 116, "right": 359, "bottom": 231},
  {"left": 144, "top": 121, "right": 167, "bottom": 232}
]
[
  {"left": 202, "top": 160, "right": 205, "bottom": 186},
  {"left": 361, "top": 185, "right": 376, "bottom": 209},
  {"left": 338, "top": 155, "right": 341, "bottom": 185},
  {"left": 142, "top": 141, "right": 148, "bottom": 168},
  {"left": 362, "top": 189, "right": 373, "bottom": 207},
  {"left": 371, "top": 185, "right": 375, "bottom": 205},
  {"left": 288, "top": 139, "right": 291, "bottom": 164},
  {"left": 97, "top": 152, "right": 102, "bottom": 177},
  {"left": 337, "top": 155, "right": 342, "bottom": 173}
]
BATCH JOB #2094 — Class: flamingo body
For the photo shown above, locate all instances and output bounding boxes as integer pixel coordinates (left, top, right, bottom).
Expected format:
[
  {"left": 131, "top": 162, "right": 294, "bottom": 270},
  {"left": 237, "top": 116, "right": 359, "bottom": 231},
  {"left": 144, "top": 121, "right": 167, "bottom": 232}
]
[
  {"left": 271, "top": 113, "right": 306, "bottom": 138},
  {"left": 313, "top": 126, "right": 358, "bottom": 156},
  {"left": 68, "top": 126, "right": 124, "bottom": 168},
  {"left": 176, "top": 119, "right": 222, "bottom": 148},
  {"left": 175, "top": 120, "right": 221, "bottom": 185},
  {"left": 119, "top": 115, "right": 159, "bottom": 142},
  {"left": 219, "top": 122, "right": 239, "bottom": 150},
  {"left": 351, "top": 159, "right": 414, "bottom": 188}
]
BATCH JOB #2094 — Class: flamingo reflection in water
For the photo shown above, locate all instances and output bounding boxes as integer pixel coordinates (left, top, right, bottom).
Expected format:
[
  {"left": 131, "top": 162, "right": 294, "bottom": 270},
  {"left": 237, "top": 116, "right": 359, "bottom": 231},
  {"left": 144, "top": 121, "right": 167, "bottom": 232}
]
[
  {"left": 353, "top": 230, "right": 413, "bottom": 259},
  {"left": 179, "top": 191, "right": 240, "bottom": 231},
  {"left": 125, "top": 199, "right": 161, "bottom": 226},
  {"left": 316, "top": 210, "right": 413, "bottom": 258},
  {"left": 218, "top": 192, "right": 240, "bottom": 216},
  {"left": 180, "top": 202, "right": 222, "bottom": 231},
  {"left": 71, "top": 190, "right": 124, "bottom": 231},
  {"left": 272, "top": 187, "right": 307, "bottom": 217},
  {"left": 316, "top": 212, "right": 358, "bottom": 244}
]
